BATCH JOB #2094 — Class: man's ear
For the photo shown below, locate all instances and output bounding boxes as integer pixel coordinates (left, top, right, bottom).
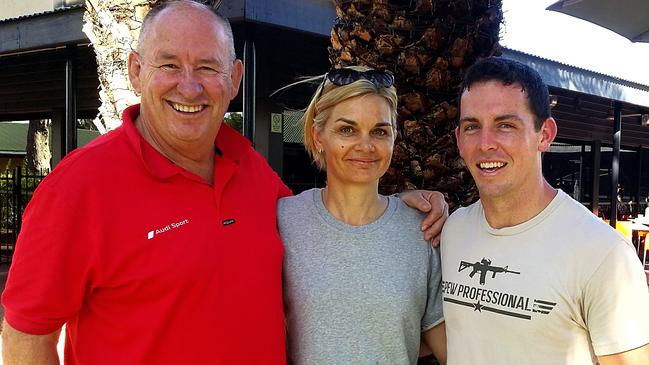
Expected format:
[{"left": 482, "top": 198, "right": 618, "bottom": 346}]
[
  {"left": 128, "top": 51, "right": 142, "bottom": 94},
  {"left": 454, "top": 126, "right": 462, "bottom": 150},
  {"left": 229, "top": 59, "right": 244, "bottom": 100},
  {"left": 538, "top": 117, "right": 558, "bottom": 152}
]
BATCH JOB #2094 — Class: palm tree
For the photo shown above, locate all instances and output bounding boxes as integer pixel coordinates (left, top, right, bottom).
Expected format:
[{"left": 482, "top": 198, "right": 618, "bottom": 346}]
[
  {"left": 330, "top": 0, "right": 503, "bottom": 211},
  {"left": 82, "top": 0, "right": 156, "bottom": 133},
  {"left": 25, "top": 119, "right": 51, "bottom": 172}
]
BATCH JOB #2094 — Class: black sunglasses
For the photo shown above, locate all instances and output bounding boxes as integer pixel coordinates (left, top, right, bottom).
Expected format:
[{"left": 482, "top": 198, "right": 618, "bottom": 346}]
[{"left": 318, "top": 68, "right": 395, "bottom": 98}]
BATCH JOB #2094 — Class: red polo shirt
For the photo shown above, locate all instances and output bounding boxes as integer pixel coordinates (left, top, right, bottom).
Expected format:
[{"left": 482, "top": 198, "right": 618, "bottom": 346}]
[{"left": 2, "top": 105, "right": 291, "bottom": 364}]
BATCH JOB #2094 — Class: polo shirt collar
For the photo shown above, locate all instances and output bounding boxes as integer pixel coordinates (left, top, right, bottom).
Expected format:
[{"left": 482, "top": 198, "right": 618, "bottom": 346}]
[
  {"left": 214, "top": 117, "right": 251, "bottom": 162},
  {"left": 121, "top": 104, "right": 251, "bottom": 180}
]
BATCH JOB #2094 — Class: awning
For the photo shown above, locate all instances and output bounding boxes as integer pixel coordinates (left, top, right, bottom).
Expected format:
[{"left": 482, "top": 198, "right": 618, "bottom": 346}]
[{"left": 547, "top": 0, "right": 649, "bottom": 43}]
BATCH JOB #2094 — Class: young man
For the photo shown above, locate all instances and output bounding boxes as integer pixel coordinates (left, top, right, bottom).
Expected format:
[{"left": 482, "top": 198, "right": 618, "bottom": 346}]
[{"left": 442, "top": 57, "right": 649, "bottom": 364}]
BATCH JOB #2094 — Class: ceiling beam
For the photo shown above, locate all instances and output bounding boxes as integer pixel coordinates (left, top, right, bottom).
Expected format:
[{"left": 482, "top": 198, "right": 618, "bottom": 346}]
[{"left": 0, "top": 7, "right": 87, "bottom": 55}]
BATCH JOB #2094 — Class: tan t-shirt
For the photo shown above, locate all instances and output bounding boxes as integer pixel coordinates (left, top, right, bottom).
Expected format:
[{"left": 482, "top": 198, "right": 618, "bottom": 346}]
[{"left": 441, "top": 190, "right": 649, "bottom": 364}]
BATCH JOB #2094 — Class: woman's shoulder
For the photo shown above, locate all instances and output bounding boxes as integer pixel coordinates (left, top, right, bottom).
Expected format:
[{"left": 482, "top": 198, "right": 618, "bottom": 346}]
[
  {"left": 278, "top": 188, "right": 320, "bottom": 214},
  {"left": 388, "top": 195, "right": 427, "bottom": 221},
  {"left": 382, "top": 196, "right": 428, "bottom": 239}
]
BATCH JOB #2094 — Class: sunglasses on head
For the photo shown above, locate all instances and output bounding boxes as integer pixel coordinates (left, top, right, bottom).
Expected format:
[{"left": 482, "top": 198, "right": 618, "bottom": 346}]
[{"left": 318, "top": 68, "right": 395, "bottom": 98}]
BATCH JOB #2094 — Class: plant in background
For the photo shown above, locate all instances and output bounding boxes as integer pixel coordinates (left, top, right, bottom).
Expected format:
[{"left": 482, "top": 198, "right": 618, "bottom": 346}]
[{"left": 329, "top": 0, "right": 503, "bottom": 211}]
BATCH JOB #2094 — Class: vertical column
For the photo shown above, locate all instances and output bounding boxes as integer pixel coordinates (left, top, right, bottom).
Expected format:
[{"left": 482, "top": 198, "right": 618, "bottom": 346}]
[
  {"left": 578, "top": 144, "right": 585, "bottom": 201},
  {"left": 243, "top": 26, "right": 256, "bottom": 144},
  {"left": 610, "top": 102, "right": 622, "bottom": 228},
  {"left": 65, "top": 45, "right": 78, "bottom": 155},
  {"left": 252, "top": 30, "right": 281, "bottom": 173},
  {"left": 636, "top": 148, "right": 643, "bottom": 217},
  {"left": 13, "top": 167, "right": 22, "bottom": 236},
  {"left": 591, "top": 140, "right": 601, "bottom": 217}
]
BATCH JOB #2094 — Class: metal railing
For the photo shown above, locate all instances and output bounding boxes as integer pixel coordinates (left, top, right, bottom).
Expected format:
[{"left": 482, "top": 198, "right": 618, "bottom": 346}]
[{"left": 0, "top": 167, "right": 48, "bottom": 264}]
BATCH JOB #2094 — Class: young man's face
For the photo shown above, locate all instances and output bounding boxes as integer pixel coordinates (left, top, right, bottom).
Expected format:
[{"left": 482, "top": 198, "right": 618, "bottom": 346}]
[{"left": 455, "top": 80, "right": 556, "bottom": 202}]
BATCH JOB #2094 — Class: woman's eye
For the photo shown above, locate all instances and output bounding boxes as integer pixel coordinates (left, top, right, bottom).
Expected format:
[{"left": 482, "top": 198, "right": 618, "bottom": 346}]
[
  {"left": 339, "top": 126, "right": 354, "bottom": 134},
  {"left": 372, "top": 129, "right": 389, "bottom": 136}
]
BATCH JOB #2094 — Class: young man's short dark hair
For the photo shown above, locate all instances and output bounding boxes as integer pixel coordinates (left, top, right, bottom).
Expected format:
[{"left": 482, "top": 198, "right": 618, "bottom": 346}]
[{"left": 459, "top": 57, "right": 551, "bottom": 130}]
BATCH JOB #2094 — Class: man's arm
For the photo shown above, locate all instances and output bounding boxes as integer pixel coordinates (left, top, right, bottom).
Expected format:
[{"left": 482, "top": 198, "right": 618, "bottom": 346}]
[
  {"left": 1, "top": 319, "right": 61, "bottom": 365},
  {"left": 398, "top": 190, "right": 449, "bottom": 246},
  {"left": 598, "top": 343, "right": 649, "bottom": 365},
  {"left": 421, "top": 322, "right": 447, "bottom": 365},
  {"left": 584, "top": 240, "right": 649, "bottom": 365}
]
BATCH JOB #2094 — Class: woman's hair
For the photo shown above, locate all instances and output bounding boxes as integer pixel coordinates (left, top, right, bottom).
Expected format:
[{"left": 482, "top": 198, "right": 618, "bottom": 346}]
[{"left": 303, "top": 66, "right": 398, "bottom": 170}]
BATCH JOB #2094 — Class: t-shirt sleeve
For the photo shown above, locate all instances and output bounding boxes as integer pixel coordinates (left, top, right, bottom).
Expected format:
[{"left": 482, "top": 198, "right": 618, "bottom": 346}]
[
  {"left": 1, "top": 183, "right": 93, "bottom": 335},
  {"left": 584, "top": 240, "right": 649, "bottom": 356},
  {"left": 422, "top": 246, "right": 444, "bottom": 331}
]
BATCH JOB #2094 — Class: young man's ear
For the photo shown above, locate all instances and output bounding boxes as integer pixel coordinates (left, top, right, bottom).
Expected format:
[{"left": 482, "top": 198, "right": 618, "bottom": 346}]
[
  {"left": 454, "top": 126, "right": 462, "bottom": 150},
  {"left": 128, "top": 52, "right": 142, "bottom": 94},
  {"left": 538, "top": 117, "right": 558, "bottom": 152}
]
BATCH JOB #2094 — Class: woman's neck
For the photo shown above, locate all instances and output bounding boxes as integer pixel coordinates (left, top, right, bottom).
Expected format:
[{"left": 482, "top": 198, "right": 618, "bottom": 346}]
[{"left": 321, "top": 182, "right": 387, "bottom": 226}]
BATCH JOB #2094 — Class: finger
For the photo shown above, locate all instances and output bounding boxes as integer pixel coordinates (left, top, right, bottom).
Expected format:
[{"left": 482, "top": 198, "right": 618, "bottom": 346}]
[
  {"left": 423, "top": 204, "right": 448, "bottom": 241},
  {"left": 420, "top": 212, "right": 438, "bottom": 233},
  {"left": 430, "top": 236, "right": 441, "bottom": 248},
  {"left": 420, "top": 196, "right": 445, "bottom": 231},
  {"left": 398, "top": 190, "right": 432, "bottom": 212},
  {"left": 416, "top": 191, "right": 432, "bottom": 211},
  {"left": 424, "top": 217, "right": 444, "bottom": 241}
]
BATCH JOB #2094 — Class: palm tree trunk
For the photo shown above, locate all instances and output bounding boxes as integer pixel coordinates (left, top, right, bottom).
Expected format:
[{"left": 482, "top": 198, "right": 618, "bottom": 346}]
[
  {"left": 330, "top": 0, "right": 503, "bottom": 210},
  {"left": 82, "top": 0, "right": 155, "bottom": 133},
  {"left": 25, "top": 119, "right": 51, "bottom": 172}
]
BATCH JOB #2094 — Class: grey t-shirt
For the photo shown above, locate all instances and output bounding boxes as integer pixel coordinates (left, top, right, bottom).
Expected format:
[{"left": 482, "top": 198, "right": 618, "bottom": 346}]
[{"left": 278, "top": 188, "right": 444, "bottom": 365}]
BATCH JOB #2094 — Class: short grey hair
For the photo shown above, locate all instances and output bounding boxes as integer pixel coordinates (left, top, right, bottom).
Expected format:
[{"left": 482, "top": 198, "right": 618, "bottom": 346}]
[{"left": 137, "top": 0, "right": 236, "bottom": 63}]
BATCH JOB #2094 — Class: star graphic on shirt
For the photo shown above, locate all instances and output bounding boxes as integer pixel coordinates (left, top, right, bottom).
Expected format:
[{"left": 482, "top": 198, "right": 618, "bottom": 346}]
[{"left": 473, "top": 301, "right": 483, "bottom": 312}]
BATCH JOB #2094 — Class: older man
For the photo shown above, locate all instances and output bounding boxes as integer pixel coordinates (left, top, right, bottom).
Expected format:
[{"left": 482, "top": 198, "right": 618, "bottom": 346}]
[
  {"left": 1, "top": 1, "right": 446, "bottom": 364},
  {"left": 441, "top": 57, "right": 649, "bottom": 364}
]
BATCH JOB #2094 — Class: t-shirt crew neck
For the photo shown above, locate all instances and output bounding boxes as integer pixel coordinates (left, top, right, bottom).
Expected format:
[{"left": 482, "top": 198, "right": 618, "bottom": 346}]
[
  {"left": 480, "top": 189, "right": 564, "bottom": 236},
  {"left": 313, "top": 188, "right": 398, "bottom": 234}
]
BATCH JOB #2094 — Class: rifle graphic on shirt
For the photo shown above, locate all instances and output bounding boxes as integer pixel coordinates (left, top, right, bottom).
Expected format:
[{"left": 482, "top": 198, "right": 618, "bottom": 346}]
[{"left": 458, "top": 258, "right": 520, "bottom": 285}]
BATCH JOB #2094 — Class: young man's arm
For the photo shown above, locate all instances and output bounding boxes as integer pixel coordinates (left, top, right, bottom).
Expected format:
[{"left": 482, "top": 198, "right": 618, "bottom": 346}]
[
  {"left": 1, "top": 319, "right": 61, "bottom": 365},
  {"left": 398, "top": 190, "right": 449, "bottom": 246},
  {"left": 422, "top": 322, "right": 447, "bottom": 365},
  {"left": 598, "top": 343, "right": 649, "bottom": 365},
  {"left": 585, "top": 239, "right": 649, "bottom": 364}
]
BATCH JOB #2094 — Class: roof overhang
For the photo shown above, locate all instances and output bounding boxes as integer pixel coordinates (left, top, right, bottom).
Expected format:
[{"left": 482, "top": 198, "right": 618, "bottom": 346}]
[
  {"left": 236, "top": 0, "right": 335, "bottom": 37},
  {"left": 0, "top": 0, "right": 335, "bottom": 57},
  {"left": 502, "top": 48, "right": 649, "bottom": 109},
  {"left": 0, "top": 7, "right": 87, "bottom": 55},
  {"left": 547, "top": 0, "right": 649, "bottom": 43}
]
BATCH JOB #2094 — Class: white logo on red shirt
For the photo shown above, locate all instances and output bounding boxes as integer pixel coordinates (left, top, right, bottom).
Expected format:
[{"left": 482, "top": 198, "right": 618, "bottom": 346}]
[{"left": 147, "top": 218, "right": 190, "bottom": 239}]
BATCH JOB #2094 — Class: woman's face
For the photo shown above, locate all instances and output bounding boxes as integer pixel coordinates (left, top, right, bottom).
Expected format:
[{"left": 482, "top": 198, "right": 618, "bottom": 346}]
[{"left": 313, "top": 94, "right": 395, "bottom": 187}]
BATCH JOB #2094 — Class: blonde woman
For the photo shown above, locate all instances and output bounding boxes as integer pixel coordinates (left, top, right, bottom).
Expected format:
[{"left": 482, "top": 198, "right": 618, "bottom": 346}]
[{"left": 278, "top": 66, "right": 446, "bottom": 364}]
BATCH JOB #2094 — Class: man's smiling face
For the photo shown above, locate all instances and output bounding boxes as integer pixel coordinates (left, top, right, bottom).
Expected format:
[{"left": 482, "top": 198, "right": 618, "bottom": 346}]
[
  {"left": 128, "top": 3, "right": 242, "bottom": 151},
  {"left": 456, "top": 80, "right": 554, "bottom": 202}
]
